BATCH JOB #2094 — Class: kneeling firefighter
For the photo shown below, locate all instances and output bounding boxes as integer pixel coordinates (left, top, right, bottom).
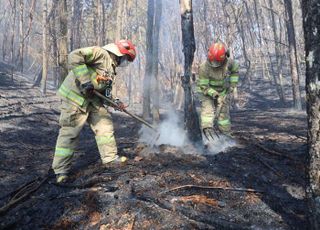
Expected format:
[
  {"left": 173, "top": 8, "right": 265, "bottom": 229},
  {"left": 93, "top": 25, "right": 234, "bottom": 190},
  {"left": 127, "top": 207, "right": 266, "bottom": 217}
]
[{"left": 52, "top": 40, "right": 136, "bottom": 183}]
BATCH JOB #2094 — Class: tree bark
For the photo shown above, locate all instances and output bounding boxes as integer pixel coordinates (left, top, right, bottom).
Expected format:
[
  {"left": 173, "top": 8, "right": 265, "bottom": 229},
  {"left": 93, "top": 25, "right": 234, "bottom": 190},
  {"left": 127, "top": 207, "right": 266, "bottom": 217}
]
[
  {"left": 302, "top": 1, "right": 320, "bottom": 229},
  {"left": 268, "top": 0, "right": 286, "bottom": 104},
  {"left": 284, "top": 0, "right": 302, "bottom": 110},
  {"left": 142, "top": 0, "right": 154, "bottom": 120},
  {"left": 40, "top": 0, "right": 48, "bottom": 94},
  {"left": 58, "top": 0, "right": 68, "bottom": 85},
  {"left": 18, "top": 0, "right": 24, "bottom": 72},
  {"left": 179, "top": 0, "right": 201, "bottom": 143},
  {"left": 151, "top": 0, "right": 162, "bottom": 122}
]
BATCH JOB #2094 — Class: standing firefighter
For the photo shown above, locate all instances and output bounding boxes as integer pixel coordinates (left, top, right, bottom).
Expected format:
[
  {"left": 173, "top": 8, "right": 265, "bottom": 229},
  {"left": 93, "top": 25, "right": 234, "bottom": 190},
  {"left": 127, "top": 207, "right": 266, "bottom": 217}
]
[
  {"left": 52, "top": 40, "right": 136, "bottom": 183},
  {"left": 197, "top": 41, "right": 239, "bottom": 143}
]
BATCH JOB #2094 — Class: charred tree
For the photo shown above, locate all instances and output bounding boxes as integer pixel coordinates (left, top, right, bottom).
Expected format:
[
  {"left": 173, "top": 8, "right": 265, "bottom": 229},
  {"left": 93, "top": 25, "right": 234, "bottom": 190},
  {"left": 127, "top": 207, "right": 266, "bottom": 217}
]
[
  {"left": 40, "top": 0, "right": 48, "bottom": 94},
  {"left": 151, "top": 0, "right": 162, "bottom": 122},
  {"left": 284, "top": 0, "right": 302, "bottom": 110},
  {"left": 70, "top": 0, "right": 82, "bottom": 50},
  {"left": 268, "top": 0, "right": 286, "bottom": 104},
  {"left": 142, "top": 0, "right": 154, "bottom": 120},
  {"left": 58, "top": 0, "right": 68, "bottom": 85},
  {"left": 302, "top": 1, "right": 320, "bottom": 229},
  {"left": 179, "top": 0, "right": 201, "bottom": 142}
]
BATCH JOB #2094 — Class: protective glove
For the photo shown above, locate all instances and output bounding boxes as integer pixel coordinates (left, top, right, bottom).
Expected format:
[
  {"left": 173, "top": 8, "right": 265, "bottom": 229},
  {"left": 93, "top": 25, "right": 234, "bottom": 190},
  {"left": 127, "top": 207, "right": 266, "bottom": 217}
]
[
  {"left": 80, "top": 81, "right": 95, "bottom": 97},
  {"left": 113, "top": 98, "right": 126, "bottom": 111}
]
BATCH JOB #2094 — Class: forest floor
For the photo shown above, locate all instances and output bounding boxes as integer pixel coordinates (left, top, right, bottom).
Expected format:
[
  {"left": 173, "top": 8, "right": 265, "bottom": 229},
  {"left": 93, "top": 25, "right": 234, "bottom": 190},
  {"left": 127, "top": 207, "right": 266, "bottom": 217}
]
[{"left": 0, "top": 67, "right": 308, "bottom": 230}]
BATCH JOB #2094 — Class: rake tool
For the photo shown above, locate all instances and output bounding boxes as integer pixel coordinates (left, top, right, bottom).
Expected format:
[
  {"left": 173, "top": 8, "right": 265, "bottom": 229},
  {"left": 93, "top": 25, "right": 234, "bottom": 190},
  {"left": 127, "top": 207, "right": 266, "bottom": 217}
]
[{"left": 94, "top": 91, "right": 160, "bottom": 143}]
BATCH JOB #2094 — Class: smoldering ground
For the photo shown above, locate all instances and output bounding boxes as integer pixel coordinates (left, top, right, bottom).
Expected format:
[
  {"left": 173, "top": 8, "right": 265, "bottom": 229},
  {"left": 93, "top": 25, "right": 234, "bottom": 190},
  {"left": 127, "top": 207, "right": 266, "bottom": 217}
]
[{"left": 138, "top": 108, "right": 238, "bottom": 155}]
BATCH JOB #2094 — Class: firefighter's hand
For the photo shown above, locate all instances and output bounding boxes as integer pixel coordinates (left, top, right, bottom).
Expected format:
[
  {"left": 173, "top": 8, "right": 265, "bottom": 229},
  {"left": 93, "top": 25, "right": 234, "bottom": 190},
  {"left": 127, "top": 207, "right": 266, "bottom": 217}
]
[
  {"left": 97, "top": 75, "right": 113, "bottom": 85},
  {"left": 80, "top": 81, "right": 95, "bottom": 97},
  {"left": 113, "top": 98, "right": 127, "bottom": 111}
]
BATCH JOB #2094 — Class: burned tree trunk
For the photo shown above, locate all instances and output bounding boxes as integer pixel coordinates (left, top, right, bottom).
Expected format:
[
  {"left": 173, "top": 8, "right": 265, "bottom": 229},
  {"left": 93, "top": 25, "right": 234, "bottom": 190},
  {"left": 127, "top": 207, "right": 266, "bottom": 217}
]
[
  {"left": 151, "top": 0, "right": 162, "bottom": 122},
  {"left": 302, "top": 1, "right": 320, "bottom": 229},
  {"left": 58, "top": 0, "right": 68, "bottom": 85},
  {"left": 179, "top": 0, "right": 201, "bottom": 142},
  {"left": 40, "top": 0, "right": 48, "bottom": 94},
  {"left": 284, "top": 0, "right": 302, "bottom": 110},
  {"left": 142, "top": 0, "right": 154, "bottom": 120}
]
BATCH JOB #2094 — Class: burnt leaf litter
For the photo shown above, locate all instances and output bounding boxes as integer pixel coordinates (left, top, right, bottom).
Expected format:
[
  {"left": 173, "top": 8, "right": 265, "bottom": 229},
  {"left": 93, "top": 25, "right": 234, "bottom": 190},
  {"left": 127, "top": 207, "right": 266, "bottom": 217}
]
[{"left": 0, "top": 71, "right": 308, "bottom": 229}]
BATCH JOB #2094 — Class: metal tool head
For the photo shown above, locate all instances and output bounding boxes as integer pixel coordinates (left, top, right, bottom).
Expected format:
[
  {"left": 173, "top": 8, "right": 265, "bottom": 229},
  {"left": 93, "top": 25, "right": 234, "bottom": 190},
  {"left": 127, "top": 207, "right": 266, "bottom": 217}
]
[{"left": 203, "top": 127, "right": 221, "bottom": 141}]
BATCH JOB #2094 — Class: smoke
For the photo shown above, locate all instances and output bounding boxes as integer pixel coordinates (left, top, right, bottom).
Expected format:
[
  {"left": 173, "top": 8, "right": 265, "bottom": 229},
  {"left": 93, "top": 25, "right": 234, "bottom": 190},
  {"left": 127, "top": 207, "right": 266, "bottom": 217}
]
[
  {"left": 139, "top": 109, "right": 188, "bottom": 147},
  {"left": 139, "top": 108, "right": 237, "bottom": 156},
  {"left": 204, "top": 135, "right": 237, "bottom": 155}
]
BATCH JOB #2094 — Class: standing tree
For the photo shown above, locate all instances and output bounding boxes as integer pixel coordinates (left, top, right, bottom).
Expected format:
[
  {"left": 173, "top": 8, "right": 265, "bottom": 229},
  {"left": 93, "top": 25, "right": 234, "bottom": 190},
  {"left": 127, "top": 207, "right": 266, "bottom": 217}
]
[
  {"left": 302, "top": 1, "right": 320, "bottom": 229},
  {"left": 142, "top": 0, "right": 154, "bottom": 120},
  {"left": 40, "top": 0, "right": 48, "bottom": 94},
  {"left": 58, "top": 0, "right": 68, "bottom": 85},
  {"left": 284, "top": 0, "right": 302, "bottom": 110},
  {"left": 179, "top": 0, "right": 201, "bottom": 142}
]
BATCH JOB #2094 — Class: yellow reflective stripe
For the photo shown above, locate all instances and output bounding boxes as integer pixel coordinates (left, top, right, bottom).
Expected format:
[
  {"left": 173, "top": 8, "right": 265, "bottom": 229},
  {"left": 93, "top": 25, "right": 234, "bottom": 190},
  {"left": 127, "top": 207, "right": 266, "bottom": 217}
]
[
  {"left": 209, "top": 80, "right": 224, "bottom": 86},
  {"left": 207, "top": 88, "right": 218, "bottom": 97},
  {"left": 73, "top": 64, "right": 89, "bottom": 77},
  {"left": 55, "top": 147, "right": 73, "bottom": 157},
  {"left": 220, "top": 89, "right": 227, "bottom": 97},
  {"left": 230, "top": 75, "right": 239, "bottom": 82},
  {"left": 198, "top": 79, "right": 209, "bottom": 85},
  {"left": 218, "top": 119, "right": 231, "bottom": 126},
  {"left": 58, "top": 84, "right": 85, "bottom": 106},
  {"left": 95, "top": 134, "right": 115, "bottom": 145}
]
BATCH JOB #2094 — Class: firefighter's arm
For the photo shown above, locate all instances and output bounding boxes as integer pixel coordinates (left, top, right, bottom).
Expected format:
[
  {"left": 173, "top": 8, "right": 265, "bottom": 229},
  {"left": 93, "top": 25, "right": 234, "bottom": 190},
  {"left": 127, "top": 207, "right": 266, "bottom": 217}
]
[
  {"left": 68, "top": 47, "right": 96, "bottom": 85},
  {"left": 197, "top": 66, "right": 219, "bottom": 98},
  {"left": 228, "top": 61, "right": 240, "bottom": 92}
]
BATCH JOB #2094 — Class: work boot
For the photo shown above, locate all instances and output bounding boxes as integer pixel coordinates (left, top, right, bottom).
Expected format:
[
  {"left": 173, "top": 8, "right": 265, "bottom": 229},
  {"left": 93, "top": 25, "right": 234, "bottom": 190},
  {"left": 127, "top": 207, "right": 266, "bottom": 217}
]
[
  {"left": 107, "top": 156, "right": 127, "bottom": 167},
  {"left": 56, "top": 174, "right": 69, "bottom": 183}
]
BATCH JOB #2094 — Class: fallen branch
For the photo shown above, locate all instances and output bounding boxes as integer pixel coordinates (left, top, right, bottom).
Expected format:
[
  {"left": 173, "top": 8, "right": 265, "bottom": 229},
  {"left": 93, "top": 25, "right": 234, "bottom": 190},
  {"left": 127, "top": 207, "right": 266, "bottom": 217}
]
[
  {"left": 0, "top": 177, "right": 47, "bottom": 216},
  {"left": 136, "top": 194, "right": 249, "bottom": 229},
  {"left": 254, "top": 154, "right": 283, "bottom": 177},
  {"left": 159, "top": 184, "right": 263, "bottom": 195}
]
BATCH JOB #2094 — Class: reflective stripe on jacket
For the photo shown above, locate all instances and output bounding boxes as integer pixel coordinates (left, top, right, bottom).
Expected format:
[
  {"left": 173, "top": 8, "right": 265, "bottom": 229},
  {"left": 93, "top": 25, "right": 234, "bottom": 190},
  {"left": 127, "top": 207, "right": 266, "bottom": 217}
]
[
  {"left": 57, "top": 46, "right": 117, "bottom": 109},
  {"left": 197, "top": 59, "right": 239, "bottom": 96}
]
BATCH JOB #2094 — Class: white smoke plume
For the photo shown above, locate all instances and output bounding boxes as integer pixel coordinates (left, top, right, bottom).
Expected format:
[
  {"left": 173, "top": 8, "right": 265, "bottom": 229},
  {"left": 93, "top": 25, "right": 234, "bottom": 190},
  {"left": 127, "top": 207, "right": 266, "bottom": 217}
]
[
  {"left": 139, "top": 109, "right": 188, "bottom": 147},
  {"left": 204, "top": 135, "right": 237, "bottom": 155}
]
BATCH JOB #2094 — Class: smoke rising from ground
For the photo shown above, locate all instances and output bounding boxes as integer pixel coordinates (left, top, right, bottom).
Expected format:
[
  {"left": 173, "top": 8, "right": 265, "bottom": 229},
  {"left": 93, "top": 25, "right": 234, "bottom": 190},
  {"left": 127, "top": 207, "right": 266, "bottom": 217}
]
[
  {"left": 139, "top": 109, "right": 188, "bottom": 147},
  {"left": 204, "top": 135, "right": 237, "bottom": 155},
  {"left": 139, "top": 108, "right": 237, "bottom": 155}
]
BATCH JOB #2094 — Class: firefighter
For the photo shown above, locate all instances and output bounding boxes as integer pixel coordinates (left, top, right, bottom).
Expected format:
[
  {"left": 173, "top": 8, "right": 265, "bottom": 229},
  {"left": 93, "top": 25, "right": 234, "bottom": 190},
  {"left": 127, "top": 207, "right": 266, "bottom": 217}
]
[
  {"left": 52, "top": 40, "right": 136, "bottom": 183},
  {"left": 197, "top": 41, "right": 239, "bottom": 142}
]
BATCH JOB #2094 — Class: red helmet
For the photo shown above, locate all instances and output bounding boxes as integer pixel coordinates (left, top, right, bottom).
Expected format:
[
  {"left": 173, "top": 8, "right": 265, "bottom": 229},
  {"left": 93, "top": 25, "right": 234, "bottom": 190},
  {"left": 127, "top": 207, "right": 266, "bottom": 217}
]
[
  {"left": 208, "top": 42, "right": 227, "bottom": 67},
  {"left": 103, "top": 40, "right": 137, "bottom": 62},
  {"left": 116, "top": 40, "right": 136, "bottom": 62}
]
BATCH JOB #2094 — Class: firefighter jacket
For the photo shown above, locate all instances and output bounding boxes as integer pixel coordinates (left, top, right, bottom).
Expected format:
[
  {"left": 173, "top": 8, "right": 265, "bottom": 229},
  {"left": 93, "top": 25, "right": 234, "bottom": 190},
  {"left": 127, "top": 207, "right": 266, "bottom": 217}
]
[
  {"left": 57, "top": 46, "right": 117, "bottom": 111},
  {"left": 197, "top": 59, "right": 239, "bottom": 97}
]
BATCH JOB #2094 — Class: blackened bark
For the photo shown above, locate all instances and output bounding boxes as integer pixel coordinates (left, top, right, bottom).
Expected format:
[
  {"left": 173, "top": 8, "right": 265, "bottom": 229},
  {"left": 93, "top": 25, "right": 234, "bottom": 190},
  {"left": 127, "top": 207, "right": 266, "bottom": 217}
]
[
  {"left": 302, "top": 1, "right": 320, "bottom": 229},
  {"left": 180, "top": 0, "right": 201, "bottom": 142},
  {"left": 142, "top": 0, "right": 154, "bottom": 120},
  {"left": 284, "top": 0, "right": 302, "bottom": 110},
  {"left": 58, "top": 0, "right": 68, "bottom": 85},
  {"left": 151, "top": 0, "right": 162, "bottom": 122}
]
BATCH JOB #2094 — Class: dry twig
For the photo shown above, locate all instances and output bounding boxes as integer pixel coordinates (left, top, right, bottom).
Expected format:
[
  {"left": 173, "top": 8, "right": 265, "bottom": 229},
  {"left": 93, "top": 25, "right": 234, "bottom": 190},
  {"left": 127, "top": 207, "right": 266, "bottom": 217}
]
[{"left": 159, "top": 184, "right": 262, "bottom": 195}]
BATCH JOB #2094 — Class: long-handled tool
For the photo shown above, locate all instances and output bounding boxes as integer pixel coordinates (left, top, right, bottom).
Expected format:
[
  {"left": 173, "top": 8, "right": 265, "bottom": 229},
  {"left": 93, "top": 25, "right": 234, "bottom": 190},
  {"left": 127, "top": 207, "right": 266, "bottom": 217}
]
[{"left": 94, "top": 90, "right": 159, "bottom": 134}]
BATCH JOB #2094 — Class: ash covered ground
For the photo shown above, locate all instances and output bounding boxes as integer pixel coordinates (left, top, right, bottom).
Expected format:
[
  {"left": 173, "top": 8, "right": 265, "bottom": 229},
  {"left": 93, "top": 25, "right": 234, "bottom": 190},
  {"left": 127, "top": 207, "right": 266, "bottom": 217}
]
[{"left": 0, "top": 70, "right": 308, "bottom": 229}]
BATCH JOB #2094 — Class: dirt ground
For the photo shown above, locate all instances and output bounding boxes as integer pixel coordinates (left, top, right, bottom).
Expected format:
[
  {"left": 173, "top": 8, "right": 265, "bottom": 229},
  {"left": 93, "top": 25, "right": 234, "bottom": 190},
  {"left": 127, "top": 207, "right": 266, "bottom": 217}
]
[{"left": 0, "top": 68, "right": 308, "bottom": 229}]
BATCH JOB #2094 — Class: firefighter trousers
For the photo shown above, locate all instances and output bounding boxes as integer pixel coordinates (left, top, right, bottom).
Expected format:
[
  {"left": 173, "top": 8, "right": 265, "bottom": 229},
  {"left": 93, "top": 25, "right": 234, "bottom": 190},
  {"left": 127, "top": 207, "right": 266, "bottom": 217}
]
[
  {"left": 52, "top": 101, "right": 117, "bottom": 175},
  {"left": 198, "top": 94, "right": 231, "bottom": 134}
]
